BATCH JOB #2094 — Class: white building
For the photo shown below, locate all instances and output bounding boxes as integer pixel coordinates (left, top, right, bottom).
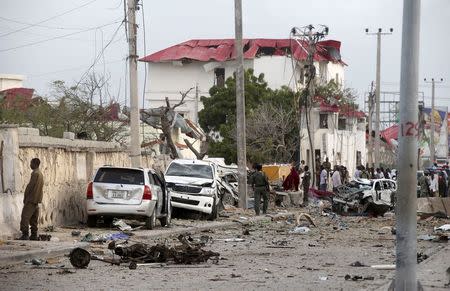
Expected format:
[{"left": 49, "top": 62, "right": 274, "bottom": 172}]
[
  {"left": 140, "top": 39, "right": 365, "bottom": 171},
  {"left": 0, "top": 74, "right": 25, "bottom": 91},
  {"left": 140, "top": 39, "right": 346, "bottom": 122}
]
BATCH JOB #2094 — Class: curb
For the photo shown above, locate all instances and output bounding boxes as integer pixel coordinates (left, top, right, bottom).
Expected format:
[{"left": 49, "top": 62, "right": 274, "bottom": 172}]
[{"left": 0, "top": 242, "right": 89, "bottom": 266}]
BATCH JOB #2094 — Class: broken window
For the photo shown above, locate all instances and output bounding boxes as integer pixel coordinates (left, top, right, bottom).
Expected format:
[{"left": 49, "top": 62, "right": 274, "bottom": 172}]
[
  {"left": 338, "top": 118, "right": 346, "bottom": 130},
  {"left": 214, "top": 68, "right": 225, "bottom": 87},
  {"left": 319, "top": 113, "right": 328, "bottom": 129}
]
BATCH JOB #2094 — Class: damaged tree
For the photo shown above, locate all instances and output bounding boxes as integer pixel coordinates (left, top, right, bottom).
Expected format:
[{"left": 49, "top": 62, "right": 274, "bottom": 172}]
[{"left": 140, "top": 88, "right": 207, "bottom": 159}]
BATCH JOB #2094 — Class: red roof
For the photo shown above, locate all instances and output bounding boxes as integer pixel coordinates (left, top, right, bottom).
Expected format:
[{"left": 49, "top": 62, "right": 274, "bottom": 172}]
[
  {"left": 0, "top": 87, "right": 34, "bottom": 110},
  {"left": 140, "top": 38, "right": 345, "bottom": 64}
]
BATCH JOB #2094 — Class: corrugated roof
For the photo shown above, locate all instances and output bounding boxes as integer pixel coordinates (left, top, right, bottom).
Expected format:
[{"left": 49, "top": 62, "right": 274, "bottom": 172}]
[{"left": 140, "top": 38, "right": 345, "bottom": 64}]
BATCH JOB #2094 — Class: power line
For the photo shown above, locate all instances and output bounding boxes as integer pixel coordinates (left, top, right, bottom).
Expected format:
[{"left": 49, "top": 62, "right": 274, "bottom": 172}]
[
  {"left": 0, "top": 16, "right": 87, "bottom": 31},
  {"left": 0, "top": 0, "right": 99, "bottom": 38},
  {"left": 0, "top": 20, "right": 121, "bottom": 53},
  {"left": 76, "top": 21, "right": 125, "bottom": 86}
]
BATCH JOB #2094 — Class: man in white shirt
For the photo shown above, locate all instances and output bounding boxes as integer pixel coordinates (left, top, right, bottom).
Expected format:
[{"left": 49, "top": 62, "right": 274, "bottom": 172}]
[
  {"left": 319, "top": 165, "right": 328, "bottom": 191},
  {"left": 332, "top": 166, "right": 342, "bottom": 192}
]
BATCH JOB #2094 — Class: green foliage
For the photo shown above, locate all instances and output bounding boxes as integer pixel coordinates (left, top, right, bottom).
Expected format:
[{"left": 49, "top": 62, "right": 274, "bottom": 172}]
[
  {"left": 314, "top": 80, "right": 358, "bottom": 108},
  {"left": 199, "top": 70, "right": 298, "bottom": 164}
]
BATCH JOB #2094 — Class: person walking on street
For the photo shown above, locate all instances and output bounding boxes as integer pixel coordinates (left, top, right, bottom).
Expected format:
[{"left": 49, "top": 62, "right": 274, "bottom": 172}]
[
  {"left": 249, "top": 164, "right": 270, "bottom": 215},
  {"left": 18, "top": 158, "right": 44, "bottom": 240},
  {"left": 301, "top": 166, "right": 311, "bottom": 206},
  {"left": 319, "top": 165, "right": 328, "bottom": 191}
]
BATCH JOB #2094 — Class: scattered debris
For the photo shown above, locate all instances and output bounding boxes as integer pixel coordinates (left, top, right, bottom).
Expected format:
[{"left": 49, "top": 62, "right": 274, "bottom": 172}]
[
  {"left": 418, "top": 234, "right": 438, "bottom": 241},
  {"left": 57, "top": 269, "right": 75, "bottom": 275},
  {"left": 71, "top": 231, "right": 81, "bottom": 237},
  {"left": 242, "top": 229, "right": 250, "bottom": 235},
  {"left": 319, "top": 276, "right": 328, "bottom": 281},
  {"left": 263, "top": 268, "right": 272, "bottom": 274},
  {"left": 345, "top": 274, "right": 374, "bottom": 281},
  {"left": 217, "top": 238, "right": 245, "bottom": 243},
  {"left": 39, "top": 234, "right": 51, "bottom": 241},
  {"left": 49, "top": 237, "right": 59, "bottom": 242},
  {"left": 434, "top": 224, "right": 450, "bottom": 232},
  {"left": 30, "top": 258, "right": 45, "bottom": 266},
  {"left": 113, "top": 219, "right": 133, "bottom": 232},
  {"left": 69, "top": 248, "right": 91, "bottom": 268},
  {"left": 80, "top": 232, "right": 129, "bottom": 242},
  {"left": 350, "top": 261, "right": 367, "bottom": 267},
  {"left": 43, "top": 226, "right": 55, "bottom": 232},
  {"left": 289, "top": 226, "right": 310, "bottom": 234},
  {"left": 295, "top": 213, "right": 316, "bottom": 227},
  {"left": 371, "top": 264, "right": 396, "bottom": 270},
  {"left": 231, "top": 273, "right": 242, "bottom": 278},
  {"left": 417, "top": 252, "right": 429, "bottom": 263}
]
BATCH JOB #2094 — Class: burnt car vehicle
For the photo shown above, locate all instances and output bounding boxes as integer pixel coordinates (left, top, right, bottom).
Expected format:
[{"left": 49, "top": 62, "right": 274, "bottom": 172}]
[{"left": 332, "top": 178, "right": 396, "bottom": 216}]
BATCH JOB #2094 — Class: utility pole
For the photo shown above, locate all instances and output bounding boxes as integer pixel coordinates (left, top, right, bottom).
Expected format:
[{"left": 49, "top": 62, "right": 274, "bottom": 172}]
[
  {"left": 127, "top": 0, "right": 141, "bottom": 167},
  {"left": 291, "top": 25, "right": 329, "bottom": 188},
  {"left": 234, "top": 0, "right": 247, "bottom": 209},
  {"left": 394, "top": 0, "right": 420, "bottom": 289},
  {"left": 194, "top": 83, "right": 199, "bottom": 124},
  {"left": 367, "top": 82, "right": 375, "bottom": 168},
  {"left": 366, "top": 28, "right": 393, "bottom": 169},
  {"left": 424, "top": 78, "right": 444, "bottom": 164}
]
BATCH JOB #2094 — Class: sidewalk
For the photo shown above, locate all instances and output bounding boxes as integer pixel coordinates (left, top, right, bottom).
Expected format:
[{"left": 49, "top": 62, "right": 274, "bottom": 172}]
[
  {"left": 0, "top": 211, "right": 289, "bottom": 266},
  {"left": 374, "top": 244, "right": 450, "bottom": 291}
]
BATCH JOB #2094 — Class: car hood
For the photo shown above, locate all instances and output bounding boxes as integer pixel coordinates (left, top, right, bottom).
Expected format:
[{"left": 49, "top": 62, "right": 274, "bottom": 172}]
[{"left": 165, "top": 175, "right": 214, "bottom": 186}]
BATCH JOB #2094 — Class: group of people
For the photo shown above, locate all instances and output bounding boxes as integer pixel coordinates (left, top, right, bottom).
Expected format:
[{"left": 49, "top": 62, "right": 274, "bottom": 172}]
[
  {"left": 282, "top": 161, "right": 311, "bottom": 206},
  {"left": 354, "top": 165, "right": 394, "bottom": 180},
  {"left": 418, "top": 167, "right": 450, "bottom": 198}
]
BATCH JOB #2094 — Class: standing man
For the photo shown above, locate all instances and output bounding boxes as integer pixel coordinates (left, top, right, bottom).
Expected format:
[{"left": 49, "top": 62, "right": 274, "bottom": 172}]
[
  {"left": 18, "top": 158, "right": 44, "bottom": 240},
  {"left": 319, "top": 165, "right": 328, "bottom": 191},
  {"left": 301, "top": 165, "right": 311, "bottom": 206},
  {"left": 249, "top": 164, "right": 269, "bottom": 215},
  {"left": 418, "top": 171, "right": 431, "bottom": 197},
  {"left": 332, "top": 165, "right": 342, "bottom": 192},
  {"left": 323, "top": 157, "right": 331, "bottom": 172}
]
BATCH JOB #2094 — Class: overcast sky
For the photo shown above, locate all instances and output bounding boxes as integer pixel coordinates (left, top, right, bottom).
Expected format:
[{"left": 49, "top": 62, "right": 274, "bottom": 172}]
[{"left": 1, "top": 0, "right": 449, "bottom": 109}]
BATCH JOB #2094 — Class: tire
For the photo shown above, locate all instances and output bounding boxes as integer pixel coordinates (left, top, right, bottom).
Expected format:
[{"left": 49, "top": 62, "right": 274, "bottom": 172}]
[
  {"left": 87, "top": 215, "right": 97, "bottom": 227},
  {"left": 159, "top": 204, "right": 172, "bottom": 227},
  {"left": 145, "top": 209, "right": 156, "bottom": 230},
  {"left": 208, "top": 198, "right": 218, "bottom": 221}
]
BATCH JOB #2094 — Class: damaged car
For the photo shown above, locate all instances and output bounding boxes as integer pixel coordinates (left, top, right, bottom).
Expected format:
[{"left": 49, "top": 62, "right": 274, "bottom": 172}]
[
  {"left": 165, "top": 159, "right": 221, "bottom": 220},
  {"left": 332, "top": 178, "right": 396, "bottom": 216}
]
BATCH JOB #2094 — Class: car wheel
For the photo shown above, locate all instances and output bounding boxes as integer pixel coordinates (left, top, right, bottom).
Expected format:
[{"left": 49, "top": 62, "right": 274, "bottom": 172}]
[
  {"left": 87, "top": 215, "right": 97, "bottom": 227},
  {"left": 208, "top": 198, "right": 218, "bottom": 221},
  {"left": 145, "top": 209, "right": 156, "bottom": 230},
  {"left": 159, "top": 204, "right": 172, "bottom": 227}
]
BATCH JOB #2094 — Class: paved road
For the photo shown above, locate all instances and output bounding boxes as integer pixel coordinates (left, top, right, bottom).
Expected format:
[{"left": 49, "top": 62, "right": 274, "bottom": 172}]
[{"left": 0, "top": 210, "right": 449, "bottom": 291}]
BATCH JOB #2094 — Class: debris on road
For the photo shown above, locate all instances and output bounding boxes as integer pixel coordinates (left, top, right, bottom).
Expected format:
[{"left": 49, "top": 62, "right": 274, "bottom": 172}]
[
  {"left": 113, "top": 219, "right": 133, "bottom": 232},
  {"left": 371, "top": 264, "right": 395, "bottom": 270},
  {"left": 344, "top": 274, "right": 374, "bottom": 281},
  {"left": 289, "top": 226, "right": 310, "bottom": 234},
  {"left": 71, "top": 231, "right": 81, "bottom": 237},
  {"left": 295, "top": 213, "right": 316, "bottom": 227},
  {"left": 417, "top": 252, "right": 429, "bottom": 263},
  {"left": 434, "top": 224, "right": 450, "bottom": 232},
  {"left": 39, "top": 234, "right": 51, "bottom": 241},
  {"left": 350, "top": 261, "right": 367, "bottom": 267},
  {"left": 69, "top": 248, "right": 91, "bottom": 268},
  {"left": 80, "top": 232, "right": 129, "bottom": 242}
]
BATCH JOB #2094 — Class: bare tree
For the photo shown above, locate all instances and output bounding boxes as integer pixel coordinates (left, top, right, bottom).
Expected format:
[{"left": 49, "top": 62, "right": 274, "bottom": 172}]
[{"left": 141, "top": 88, "right": 207, "bottom": 159}]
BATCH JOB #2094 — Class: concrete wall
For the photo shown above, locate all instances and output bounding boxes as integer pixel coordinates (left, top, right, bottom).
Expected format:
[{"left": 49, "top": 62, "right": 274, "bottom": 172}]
[{"left": 0, "top": 125, "right": 169, "bottom": 238}]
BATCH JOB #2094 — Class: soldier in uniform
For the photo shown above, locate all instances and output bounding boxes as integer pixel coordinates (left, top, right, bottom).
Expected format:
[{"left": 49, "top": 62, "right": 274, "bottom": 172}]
[
  {"left": 418, "top": 171, "right": 431, "bottom": 198},
  {"left": 249, "top": 164, "right": 269, "bottom": 215},
  {"left": 18, "top": 158, "right": 44, "bottom": 240}
]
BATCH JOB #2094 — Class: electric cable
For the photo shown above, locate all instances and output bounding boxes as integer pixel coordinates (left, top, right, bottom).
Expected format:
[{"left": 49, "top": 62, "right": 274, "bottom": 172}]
[{"left": 0, "top": 19, "right": 122, "bottom": 53}]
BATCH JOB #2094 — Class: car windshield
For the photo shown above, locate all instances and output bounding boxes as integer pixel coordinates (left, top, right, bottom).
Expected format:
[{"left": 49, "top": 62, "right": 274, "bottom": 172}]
[
  {"left": 166, "top": 163, "right": 213, "bottom": 179},
  {"left": 94, "top": 168, "right": 144, "bottom": 185}
]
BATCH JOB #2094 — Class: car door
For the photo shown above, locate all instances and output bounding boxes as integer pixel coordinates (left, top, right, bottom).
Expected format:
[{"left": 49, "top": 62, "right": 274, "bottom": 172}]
[
  {"left": 374, "top": 181, "right": 382, "bottom": 201},
  {"left": 380, "top": 180, "right": 392, "bottom": 204},
  {"left": 148, "top": 171, "right": 163, "bottom": 215}
]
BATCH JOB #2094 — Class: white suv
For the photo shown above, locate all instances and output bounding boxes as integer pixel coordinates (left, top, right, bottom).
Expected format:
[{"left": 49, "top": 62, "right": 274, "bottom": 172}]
[
  {"left": 164, "top": 159, "right": 220, "bottom": 220},
  {"left": 86, "top": 166, "right": 171, "bottom": 229}
]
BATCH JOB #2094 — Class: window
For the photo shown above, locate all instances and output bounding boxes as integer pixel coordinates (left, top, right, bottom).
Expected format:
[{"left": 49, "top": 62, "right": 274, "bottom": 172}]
[
  {"left": 319, "top": 114, "right": 328, "bottom": 129},
  {"left": 214, "top": 68, "right": 225, "bottom": 87},
  {"left": 338, "top": 118, "right": 346, "bottom": 130},
  {"left": 148, "top": 171, "right": 156, "bottom": 185},
  {"left": 166, "top": 163, "right": 213, "bottom": 179},
  {"left": 94, "top": 168, "right": 144, "bottom": 185}
]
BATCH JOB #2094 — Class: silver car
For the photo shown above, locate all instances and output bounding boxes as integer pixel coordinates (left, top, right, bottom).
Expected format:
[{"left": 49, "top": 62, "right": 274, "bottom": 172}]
[{"left": 86, "top": 166, "right": 171, "bottom": 229}]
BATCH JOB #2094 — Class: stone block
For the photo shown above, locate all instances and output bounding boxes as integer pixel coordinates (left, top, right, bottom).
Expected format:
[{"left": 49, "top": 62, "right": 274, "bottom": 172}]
[{"left": 63, "top": 131, "right": 75, "bottom": 140}]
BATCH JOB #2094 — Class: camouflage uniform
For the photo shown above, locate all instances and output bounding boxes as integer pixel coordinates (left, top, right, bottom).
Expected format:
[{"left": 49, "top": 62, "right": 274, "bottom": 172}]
[{"left": 249, "top": 171, "right": 269, "bottom": 215}]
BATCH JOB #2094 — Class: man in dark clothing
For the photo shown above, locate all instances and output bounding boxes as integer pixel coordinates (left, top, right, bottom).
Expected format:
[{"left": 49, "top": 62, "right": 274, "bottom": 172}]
[
  {"left": 18, "top": 158, "right": 44, "bottom": 240},
  {"left": 418, "top": 172, "right": 431, "bottom": 198},
  {"left": 302, "top": 166, "right": 311, "bottom": 206},
  {"left": 249, "top": 164, "right": 269, "bottom": 215}
]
